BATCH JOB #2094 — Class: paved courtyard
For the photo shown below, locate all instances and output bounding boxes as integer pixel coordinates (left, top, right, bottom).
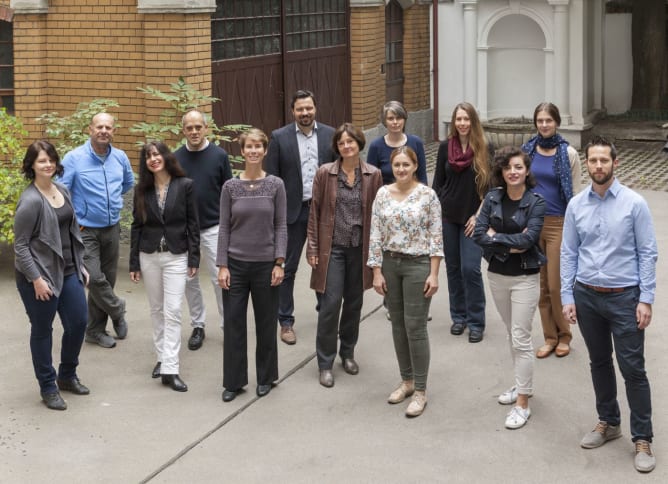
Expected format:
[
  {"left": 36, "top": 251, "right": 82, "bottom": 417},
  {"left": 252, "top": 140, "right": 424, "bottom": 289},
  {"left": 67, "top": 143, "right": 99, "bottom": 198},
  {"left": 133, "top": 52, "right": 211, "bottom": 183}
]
[{"left": 1, "top": 120, "right": 668, "bottom": 483}]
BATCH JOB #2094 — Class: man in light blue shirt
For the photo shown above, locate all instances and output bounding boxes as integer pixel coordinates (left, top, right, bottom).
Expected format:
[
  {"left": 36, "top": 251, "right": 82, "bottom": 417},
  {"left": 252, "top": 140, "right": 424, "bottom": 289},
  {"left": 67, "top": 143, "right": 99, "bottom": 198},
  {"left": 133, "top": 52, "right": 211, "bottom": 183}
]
[
  {"left": 561, "top": 136, "right": 657, "bottom": 473},
  {"left": 60, "top": 113, "right": 135, "bottom": 349}
]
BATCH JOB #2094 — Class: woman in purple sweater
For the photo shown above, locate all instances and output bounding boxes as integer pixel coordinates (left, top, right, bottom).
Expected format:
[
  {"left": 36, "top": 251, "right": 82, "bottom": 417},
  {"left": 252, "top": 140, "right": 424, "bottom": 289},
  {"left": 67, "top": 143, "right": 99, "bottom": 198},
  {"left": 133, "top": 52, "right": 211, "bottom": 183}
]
[{"left": 217, "top": 128, "right": 287, "bottom": 402}]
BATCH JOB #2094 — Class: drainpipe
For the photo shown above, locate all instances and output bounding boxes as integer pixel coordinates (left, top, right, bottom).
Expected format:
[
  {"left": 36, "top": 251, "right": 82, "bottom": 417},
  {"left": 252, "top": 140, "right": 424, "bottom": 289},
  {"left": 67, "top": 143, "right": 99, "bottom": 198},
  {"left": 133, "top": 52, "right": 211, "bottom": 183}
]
[{"left": 432, "top": 0, "right": 439, "bottom": 141}]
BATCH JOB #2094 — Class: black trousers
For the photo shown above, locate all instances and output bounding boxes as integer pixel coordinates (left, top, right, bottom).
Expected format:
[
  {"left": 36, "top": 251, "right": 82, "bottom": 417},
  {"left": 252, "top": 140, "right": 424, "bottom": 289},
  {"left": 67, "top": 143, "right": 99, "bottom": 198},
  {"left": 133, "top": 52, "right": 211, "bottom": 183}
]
[{"left": 222, "top": 258, "right": 279, "bottom": 390}]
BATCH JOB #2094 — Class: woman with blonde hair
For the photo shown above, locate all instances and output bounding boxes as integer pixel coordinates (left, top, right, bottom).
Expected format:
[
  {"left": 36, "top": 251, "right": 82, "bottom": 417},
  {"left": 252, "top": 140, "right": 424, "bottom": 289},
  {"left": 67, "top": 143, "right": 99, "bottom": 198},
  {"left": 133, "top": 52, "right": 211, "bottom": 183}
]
[
  {"left": 217, "top": 128, "right": 287, "bottom": 402},
  {"left": 432, "top": 102, "right": 491, "bottom": 343}
]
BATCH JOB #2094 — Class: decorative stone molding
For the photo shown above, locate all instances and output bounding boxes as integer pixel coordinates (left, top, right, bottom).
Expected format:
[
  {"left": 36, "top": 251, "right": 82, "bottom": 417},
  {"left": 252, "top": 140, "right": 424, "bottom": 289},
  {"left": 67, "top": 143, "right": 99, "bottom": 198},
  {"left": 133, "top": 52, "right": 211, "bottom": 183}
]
[
  {"left": 10, "top": 0, "right": 48, "bottom": 14},
  {"left": 350, "top": 0, "right": 385, "bottom": 6},
  {"left": 137, "top": 0, "right": 216, "bottom": 14}
]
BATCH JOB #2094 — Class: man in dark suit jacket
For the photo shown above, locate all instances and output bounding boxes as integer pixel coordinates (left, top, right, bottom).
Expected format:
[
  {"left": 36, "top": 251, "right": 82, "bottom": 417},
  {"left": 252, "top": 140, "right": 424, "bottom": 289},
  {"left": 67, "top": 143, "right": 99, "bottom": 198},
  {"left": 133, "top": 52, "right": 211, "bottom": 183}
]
[{"left": 265, "top": 90, "right": 337, "bottom": 345}]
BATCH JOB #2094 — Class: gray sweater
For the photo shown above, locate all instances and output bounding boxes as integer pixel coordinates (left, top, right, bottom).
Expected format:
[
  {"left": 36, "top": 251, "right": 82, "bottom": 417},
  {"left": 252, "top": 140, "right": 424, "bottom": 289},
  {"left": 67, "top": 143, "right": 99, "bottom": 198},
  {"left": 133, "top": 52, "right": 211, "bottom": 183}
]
[
  {"left": 216, "top": 175, "right": 287, "bottom": 267},
  {"left": 14, "top": 183, "right": 86, "bottom": 296}
]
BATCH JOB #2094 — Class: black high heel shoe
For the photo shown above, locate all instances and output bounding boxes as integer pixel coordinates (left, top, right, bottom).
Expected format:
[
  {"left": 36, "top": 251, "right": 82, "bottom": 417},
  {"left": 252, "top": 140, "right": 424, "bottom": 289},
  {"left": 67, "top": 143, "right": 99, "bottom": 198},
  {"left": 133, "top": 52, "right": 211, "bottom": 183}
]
[
  {"left": 161, "top": 374, "right": 188, "bottom": 392},
  {"left": 152, "top": 362, "right": 161, "bottom": 379}
]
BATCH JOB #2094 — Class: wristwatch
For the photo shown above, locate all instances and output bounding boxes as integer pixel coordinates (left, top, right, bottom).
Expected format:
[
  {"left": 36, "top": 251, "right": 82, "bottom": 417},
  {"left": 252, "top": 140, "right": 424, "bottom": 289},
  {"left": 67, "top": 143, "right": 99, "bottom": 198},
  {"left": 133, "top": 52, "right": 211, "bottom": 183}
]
[{"left": 274, "top": 260, "right": 285, "bottom": 269}]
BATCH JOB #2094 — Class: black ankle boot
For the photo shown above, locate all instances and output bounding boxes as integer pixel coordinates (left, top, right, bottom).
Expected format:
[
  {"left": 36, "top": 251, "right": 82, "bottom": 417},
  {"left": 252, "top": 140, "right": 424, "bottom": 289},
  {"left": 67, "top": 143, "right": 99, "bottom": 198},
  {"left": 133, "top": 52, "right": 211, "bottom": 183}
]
[{"left": 161, "top": 374, "right": 188, "bottom": 392}]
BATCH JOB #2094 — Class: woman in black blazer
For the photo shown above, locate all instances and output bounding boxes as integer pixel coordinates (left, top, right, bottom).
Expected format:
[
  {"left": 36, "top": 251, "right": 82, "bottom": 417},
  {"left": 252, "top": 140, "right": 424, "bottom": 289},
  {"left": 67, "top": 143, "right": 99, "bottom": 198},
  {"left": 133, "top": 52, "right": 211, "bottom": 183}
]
[{"left": 130, "top": 141, "right": 200, "bottom": 392}]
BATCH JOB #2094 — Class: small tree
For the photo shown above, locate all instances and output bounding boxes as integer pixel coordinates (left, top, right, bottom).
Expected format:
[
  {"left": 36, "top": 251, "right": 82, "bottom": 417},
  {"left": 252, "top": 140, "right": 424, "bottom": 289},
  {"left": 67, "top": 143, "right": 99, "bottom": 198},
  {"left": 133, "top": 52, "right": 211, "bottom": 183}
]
[
  {"left": 36, "top": 99, "right": 120, "bottom": 155},
  {"left": 0, "top": 109, "right": 29, "bottom": 245},
  {"left": 130, "top": 77, "right": 249, "bottom": 170}
]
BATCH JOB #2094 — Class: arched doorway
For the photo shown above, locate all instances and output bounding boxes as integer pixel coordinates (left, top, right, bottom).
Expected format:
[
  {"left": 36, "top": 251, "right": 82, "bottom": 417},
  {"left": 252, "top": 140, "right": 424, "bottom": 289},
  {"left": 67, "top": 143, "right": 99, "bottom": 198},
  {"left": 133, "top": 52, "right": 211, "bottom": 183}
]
[{"left": 486, "top": 14, "right": 546, "bottom": 119}]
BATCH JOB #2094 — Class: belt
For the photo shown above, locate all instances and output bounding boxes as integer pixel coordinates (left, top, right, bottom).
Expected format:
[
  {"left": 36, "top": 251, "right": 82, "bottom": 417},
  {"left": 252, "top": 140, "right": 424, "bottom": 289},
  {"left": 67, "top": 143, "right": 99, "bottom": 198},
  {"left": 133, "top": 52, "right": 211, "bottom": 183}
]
[
  {"left": 302, "top": 199, "right": 312, "bottom": 207},
  {"left": 384, "top": 251, "right": 427, "bottom": 260},
  {"left": 578, "top": 282, "right": 636, "bottom": 293}
]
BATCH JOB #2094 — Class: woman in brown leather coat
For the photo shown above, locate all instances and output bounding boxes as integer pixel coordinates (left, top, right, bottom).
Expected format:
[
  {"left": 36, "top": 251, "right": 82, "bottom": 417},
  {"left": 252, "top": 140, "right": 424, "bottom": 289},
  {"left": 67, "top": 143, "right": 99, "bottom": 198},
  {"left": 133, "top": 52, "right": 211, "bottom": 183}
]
[{"left": 306, "top": 123, "right": 382, "bottom": 388}]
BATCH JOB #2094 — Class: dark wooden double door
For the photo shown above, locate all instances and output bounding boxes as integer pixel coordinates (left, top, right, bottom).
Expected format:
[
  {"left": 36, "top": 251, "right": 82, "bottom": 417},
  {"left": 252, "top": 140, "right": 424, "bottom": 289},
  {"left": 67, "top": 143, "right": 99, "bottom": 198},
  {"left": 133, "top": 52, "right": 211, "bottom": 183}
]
[{"left": 211, "top": 0, "right": 350, "bottom": 140}]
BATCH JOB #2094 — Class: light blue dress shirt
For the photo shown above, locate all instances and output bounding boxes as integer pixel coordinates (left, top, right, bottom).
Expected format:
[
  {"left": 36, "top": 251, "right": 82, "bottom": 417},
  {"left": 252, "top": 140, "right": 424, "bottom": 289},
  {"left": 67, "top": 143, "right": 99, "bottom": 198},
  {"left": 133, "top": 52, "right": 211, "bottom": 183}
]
[
  {"left": 561, "top": 178, "right": 657, "bottom": 305},
  {"left": 296, "top": 122, "right": 320, "bottom": 201}
]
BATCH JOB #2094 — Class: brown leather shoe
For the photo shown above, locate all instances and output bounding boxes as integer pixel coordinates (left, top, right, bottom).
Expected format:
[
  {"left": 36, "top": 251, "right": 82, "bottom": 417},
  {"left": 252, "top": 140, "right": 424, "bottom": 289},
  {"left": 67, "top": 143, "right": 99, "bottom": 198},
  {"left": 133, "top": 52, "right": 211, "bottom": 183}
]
[
  {"left": 536, "top": 344, "right": 555, "bottom": 358},
  {"left": 319, "top": 369, "right": 334, "bottom": 388},
  {"left": 555, "top": 342, "right": 570, "bottom": 357},
  {"left": 280, "top": 325, "right": 296, "bottom": 345}
]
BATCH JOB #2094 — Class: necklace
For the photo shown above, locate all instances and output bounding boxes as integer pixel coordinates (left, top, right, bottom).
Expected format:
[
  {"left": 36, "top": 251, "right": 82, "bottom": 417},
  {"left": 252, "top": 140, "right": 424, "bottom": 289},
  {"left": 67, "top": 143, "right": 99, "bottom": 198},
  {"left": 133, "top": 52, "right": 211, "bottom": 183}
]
[{"left": 38, "top": 184, "right": 57, "bottom": 200}]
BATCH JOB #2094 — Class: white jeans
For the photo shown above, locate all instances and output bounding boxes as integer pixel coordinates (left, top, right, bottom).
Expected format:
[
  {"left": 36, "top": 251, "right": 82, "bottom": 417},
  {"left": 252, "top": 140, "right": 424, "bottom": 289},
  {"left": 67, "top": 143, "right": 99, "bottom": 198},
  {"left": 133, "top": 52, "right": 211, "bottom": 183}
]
[
  {"left": 487, "top": 272, "right": 539, "bottom": 395},
  {"left": 140, "top": 251, "right": 188, "bottom": 374},
  {"left": 185, "top": 225, "right": 224, "bottom": 329}
]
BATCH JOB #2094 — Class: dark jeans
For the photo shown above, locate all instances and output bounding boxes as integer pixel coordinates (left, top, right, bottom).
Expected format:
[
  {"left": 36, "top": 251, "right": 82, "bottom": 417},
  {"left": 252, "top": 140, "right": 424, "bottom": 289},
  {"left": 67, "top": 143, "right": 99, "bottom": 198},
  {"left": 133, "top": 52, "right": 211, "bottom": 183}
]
[
  {"left": 222, "top": 258, "right": 279, "bottom": 390},
  {"left": 17, "top": 273, "right": 88, "bottom": 394},
  {"left": 316, "top": 246, "right": 364, "bottom": 370},
  {"left": 81, "top": 224, "right": 125, "bottom": 335},
  {"left": 443, "top": 221, "right": 486, "bottom": 332},
  {"left": 278, "top": 202, "right": 310, "bottom": 327},
  {"left": 574, "top": 282, "right": 653, "bottom": 442}
]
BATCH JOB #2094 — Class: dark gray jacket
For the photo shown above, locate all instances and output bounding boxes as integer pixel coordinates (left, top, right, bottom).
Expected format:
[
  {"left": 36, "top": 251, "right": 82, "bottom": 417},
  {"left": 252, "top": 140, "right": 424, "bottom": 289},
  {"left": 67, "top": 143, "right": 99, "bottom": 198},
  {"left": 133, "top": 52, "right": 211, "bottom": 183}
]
[
  {"left": 472, "top": 187, "right": 546, "bottom": 270},
  {"left": 14, "top": 183, "right": 86, "bottom": 296}
]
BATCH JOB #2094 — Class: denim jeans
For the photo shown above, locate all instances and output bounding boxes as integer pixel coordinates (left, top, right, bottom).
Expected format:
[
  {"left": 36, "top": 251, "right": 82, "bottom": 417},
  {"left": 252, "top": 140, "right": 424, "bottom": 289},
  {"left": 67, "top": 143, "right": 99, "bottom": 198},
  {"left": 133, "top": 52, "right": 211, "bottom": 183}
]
[
  {"left": 574, "top": 282, "right": 653, "bottom": 442},
  {"left": 488, "top": 272, "right": 539, "bottom": 395},
  {"left": 185, "top": 224, "right": 224, "bottom": 329},
  {"left": 278, "top": 202, "right": 310, "bottom": 327},
  {"left": 316, "top": 246, "right": 364, "bottom": 370},
  {"left": 17, "top": 273, "right": 88, "bottom": 393},
  {"left": 81, "top": 224, "right": 125, "bottom": 335},
  {"left": 140, "top": 251, "right": 188, "bottom": 375},
  {"left": 222, "top": 258, "right": 279, "bottom": 390},
  {"left": 383, "top": 255, "right": 432, "bottom": 391},
  {"left": 442, "top": 221, "right": 486, "bottom": 332}
]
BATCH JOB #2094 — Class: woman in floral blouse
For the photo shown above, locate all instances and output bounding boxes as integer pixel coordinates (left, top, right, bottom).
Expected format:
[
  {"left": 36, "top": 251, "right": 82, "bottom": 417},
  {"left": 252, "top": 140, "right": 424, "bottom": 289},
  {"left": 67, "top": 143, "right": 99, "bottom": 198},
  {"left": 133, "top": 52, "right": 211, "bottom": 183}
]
[{"left": 368, "top": 146, "right": 443, "bottom": 418}]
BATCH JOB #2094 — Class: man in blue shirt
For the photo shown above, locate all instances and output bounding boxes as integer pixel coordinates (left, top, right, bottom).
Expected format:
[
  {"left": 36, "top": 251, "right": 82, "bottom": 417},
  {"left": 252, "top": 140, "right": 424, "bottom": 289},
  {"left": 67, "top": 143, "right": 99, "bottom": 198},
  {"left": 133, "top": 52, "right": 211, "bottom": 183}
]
[
  {"left": 265, "top": 90, "right": 337, "bottom": 345},
  {"left": 561, "top": 136, "right": 658, "bottom": 473},
  {"left": 60, "top": 113, "right": 135, "bottom": 349}
]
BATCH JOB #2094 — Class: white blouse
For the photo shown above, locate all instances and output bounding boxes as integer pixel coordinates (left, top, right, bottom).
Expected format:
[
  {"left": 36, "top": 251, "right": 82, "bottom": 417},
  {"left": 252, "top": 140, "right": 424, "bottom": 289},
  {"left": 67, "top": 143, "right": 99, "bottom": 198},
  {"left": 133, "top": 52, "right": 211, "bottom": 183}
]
[{"left": 367, "top": 184, "right": 444, "bottom": 267}]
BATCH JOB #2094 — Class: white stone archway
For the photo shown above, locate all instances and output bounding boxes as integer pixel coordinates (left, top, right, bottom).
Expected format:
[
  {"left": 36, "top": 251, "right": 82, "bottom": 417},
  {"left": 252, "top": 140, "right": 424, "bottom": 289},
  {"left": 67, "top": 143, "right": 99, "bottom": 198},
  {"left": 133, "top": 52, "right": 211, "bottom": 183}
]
[{"left": 478, "top": 5, "right": 553, "bottom": 120}]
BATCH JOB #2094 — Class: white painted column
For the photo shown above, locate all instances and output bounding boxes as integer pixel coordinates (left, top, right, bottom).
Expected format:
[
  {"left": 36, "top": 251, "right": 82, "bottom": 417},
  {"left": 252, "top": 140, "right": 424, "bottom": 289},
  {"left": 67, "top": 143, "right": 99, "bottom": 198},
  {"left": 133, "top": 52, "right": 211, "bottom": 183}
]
[
  {"left": 549, "top": 0, "right": 572, "bottom": 124},
  {"left": 461, "top": 0, "right": 478, "bottom": 105}
]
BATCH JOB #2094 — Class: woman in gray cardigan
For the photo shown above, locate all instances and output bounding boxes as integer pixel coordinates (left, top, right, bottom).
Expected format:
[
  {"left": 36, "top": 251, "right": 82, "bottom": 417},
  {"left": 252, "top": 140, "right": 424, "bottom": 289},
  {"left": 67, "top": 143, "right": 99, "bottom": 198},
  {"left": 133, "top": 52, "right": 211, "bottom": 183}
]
[{"left": 14, "top": 140, "right": 90, "bottom": 411}]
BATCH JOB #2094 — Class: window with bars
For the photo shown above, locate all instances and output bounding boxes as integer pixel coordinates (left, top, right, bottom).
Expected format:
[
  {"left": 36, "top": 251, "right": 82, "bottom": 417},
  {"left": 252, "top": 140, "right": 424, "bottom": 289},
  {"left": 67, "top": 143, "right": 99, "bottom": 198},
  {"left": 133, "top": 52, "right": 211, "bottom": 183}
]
[
  {"left": 0, "top": 20, "right": 13, "bottom": 113},
  {"left": 285, "top": 0, "right": 347, "bottom": 52},
  {"left": 212, "top": 0, "right": 347, "bottom": 61}
]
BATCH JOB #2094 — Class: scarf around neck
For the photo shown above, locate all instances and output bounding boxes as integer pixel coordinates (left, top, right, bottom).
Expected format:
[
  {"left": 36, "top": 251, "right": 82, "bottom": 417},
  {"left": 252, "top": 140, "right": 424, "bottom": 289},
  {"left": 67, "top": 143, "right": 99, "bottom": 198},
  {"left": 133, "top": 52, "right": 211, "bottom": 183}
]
[
  {"left": 448, "top": 136, "right": 474, "bottom": 173},
  {"left": 521, "top": 133, "right": 574, "bottom": 202}
]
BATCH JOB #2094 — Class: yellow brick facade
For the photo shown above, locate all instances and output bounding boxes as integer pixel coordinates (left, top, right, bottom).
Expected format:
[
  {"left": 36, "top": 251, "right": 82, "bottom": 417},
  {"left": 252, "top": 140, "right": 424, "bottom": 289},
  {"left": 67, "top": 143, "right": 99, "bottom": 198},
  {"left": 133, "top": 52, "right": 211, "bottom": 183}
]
[
  {"left": 350, "top": 2, "right": 431, "bottom": 130},
  {"left": 10, "top": 1, "right": 213, "bottom": 159},
  {"left": 5, "top": 1, "right": 431, "bottom": 160}
]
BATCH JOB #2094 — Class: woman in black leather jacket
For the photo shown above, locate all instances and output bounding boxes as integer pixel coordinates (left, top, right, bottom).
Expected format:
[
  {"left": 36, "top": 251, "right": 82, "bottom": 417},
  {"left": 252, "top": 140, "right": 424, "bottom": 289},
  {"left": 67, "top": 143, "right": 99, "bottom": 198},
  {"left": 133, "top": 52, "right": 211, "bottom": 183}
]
[{"left": 473, "top": 146, "right": 545, "bottom": 430}]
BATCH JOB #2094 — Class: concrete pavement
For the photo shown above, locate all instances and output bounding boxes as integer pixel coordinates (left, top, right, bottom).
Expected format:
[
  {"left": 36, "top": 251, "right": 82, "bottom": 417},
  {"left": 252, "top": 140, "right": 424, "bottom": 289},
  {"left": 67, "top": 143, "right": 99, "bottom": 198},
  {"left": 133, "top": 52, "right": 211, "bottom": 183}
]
[{"left": 2, "top": 180, "right": 668, "bottom": 482}]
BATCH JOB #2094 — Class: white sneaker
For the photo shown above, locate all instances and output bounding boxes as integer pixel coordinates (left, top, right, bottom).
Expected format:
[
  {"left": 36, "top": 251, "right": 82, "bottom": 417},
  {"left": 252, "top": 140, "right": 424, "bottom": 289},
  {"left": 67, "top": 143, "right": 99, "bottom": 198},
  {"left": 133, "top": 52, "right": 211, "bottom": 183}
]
[
  {"left": 498, "top": 386, "right": 534, "bottom": 405},
  {"left": 635, "top": 440, "right": 656, "bottom": 473},
  {"left": 505, "top": 406, "right": 531, "bottom": 429}
]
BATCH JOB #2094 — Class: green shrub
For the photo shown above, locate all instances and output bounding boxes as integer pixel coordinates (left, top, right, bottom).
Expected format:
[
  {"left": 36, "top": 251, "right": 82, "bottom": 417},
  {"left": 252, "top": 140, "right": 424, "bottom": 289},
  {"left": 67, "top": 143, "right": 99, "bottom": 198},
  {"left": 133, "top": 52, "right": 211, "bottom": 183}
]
[
  {"left": 130, "top": 77, "right": 250, "bottom": 172},
  {"left": 36, "top": 99, "right": 120, "bottom": 155},
  {"left": 0, "top": 108, "right": 29, "bottom": 245}
]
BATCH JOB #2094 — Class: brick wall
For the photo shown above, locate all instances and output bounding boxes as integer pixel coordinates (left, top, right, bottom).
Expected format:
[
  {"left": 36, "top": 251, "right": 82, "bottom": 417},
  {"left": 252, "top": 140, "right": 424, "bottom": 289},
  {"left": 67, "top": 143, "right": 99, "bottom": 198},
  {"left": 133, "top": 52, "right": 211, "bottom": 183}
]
[
  {"left": 350, "top": 5, "right": 385, "bottom": 130},
  {"left": 350, "top": 3, "right": 431, "bottom": 132},
  {"left": 12, "top": 1, "right": 213, "bottom": 164},
  {"left": 403, "top": 4, "right": 431, "bottom": 112}
]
